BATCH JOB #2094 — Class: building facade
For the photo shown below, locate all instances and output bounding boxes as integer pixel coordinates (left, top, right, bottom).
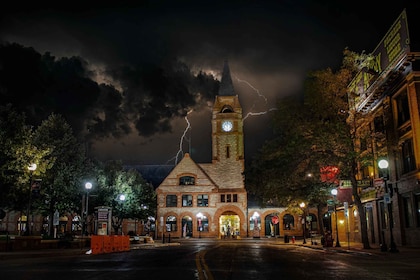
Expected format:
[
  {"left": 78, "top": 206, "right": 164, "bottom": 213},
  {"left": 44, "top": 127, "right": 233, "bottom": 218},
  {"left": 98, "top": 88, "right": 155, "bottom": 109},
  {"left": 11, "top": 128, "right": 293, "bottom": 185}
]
[{"left": 348, "top": 9, "right": 420, "bottom": 247}]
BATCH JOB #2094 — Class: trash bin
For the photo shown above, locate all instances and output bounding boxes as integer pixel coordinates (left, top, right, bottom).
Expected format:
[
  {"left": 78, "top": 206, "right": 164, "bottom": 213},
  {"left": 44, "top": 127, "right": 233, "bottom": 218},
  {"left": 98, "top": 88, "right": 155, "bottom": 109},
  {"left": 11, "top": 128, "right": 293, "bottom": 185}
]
[{"left": 284, "top": 235, "right": 289, "bottom": 243}]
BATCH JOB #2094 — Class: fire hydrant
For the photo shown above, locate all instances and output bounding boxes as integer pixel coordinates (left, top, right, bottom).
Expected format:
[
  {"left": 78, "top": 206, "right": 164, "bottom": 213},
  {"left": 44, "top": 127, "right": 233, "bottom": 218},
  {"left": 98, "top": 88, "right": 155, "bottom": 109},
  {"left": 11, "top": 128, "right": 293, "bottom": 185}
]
[{"left": 291, "top": 236, "right": 295, "bottom": 243}]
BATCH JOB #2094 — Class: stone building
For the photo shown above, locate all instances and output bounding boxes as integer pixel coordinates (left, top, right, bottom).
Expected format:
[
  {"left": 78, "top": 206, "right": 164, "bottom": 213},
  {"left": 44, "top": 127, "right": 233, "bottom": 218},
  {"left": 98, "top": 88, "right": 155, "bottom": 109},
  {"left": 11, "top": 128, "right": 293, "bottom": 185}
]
[{"left": 154, "top": 61, "right": 317, "bottom": 240}]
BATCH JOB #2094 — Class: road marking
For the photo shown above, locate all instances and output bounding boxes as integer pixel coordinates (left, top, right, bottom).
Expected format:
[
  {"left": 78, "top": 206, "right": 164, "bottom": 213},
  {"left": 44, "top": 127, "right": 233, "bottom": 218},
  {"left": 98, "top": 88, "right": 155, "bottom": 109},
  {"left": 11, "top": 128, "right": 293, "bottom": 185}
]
[{"left": 196, "top": 250, "right": 213, "bottom": 280}]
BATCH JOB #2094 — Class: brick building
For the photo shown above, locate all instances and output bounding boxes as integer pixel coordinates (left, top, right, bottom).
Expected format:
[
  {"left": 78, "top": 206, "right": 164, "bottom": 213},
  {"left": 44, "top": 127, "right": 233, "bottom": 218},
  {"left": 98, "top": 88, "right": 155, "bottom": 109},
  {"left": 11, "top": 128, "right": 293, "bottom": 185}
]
[
  {"left": 348, "top": 9, "right": 420, "bottom": 247},
  {"left": 154, "top": 61, "right": 315, "bottom": 240}
]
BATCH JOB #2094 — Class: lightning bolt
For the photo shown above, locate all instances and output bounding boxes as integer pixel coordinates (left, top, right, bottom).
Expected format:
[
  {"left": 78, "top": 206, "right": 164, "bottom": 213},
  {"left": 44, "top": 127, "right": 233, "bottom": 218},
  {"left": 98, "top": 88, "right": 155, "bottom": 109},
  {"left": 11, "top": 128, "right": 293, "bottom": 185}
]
[
  {"left": 235, "top": 77, "right": 268, "bottom": 104},
  {"left": 243, "top": 108, "right": 278, "bottom": 121},
  {"left": 166, "top": 110, "right": 193, "bottom": 165},
  {"left": 234, "top": 76, "right": 277, "bottom": 121}
]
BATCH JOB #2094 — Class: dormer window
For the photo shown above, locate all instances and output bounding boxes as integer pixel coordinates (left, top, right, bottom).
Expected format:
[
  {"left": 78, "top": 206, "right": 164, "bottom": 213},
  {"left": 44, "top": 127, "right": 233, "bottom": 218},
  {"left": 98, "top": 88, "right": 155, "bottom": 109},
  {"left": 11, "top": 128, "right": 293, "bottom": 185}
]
[
  {"left": 179, "top": 175, "right": 195, "bottom": 185},
  {"left": 221, "top": 105, "right": 234, "bottom": 113}
]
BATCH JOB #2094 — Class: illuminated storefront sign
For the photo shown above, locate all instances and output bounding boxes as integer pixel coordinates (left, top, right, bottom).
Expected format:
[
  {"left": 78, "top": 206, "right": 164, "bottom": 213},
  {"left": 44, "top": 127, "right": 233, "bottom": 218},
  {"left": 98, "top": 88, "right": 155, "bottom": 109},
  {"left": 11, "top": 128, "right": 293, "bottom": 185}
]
[{"left": 348, "top": 9, "right": 410, "bottom": 110}]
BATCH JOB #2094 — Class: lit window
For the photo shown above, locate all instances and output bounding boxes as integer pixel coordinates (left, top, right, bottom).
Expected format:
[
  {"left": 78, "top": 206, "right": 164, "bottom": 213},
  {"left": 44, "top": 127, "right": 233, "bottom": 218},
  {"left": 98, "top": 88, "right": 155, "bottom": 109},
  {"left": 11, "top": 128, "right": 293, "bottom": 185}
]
[
  {"left": 166, "top": 216, "right": 177, "bottom": 232},
  {"left": 179, "top": 176, "right": 195, "bottom": 185},
  {"left": 182, "top": 195, "right": 193, "bottom": 207}
]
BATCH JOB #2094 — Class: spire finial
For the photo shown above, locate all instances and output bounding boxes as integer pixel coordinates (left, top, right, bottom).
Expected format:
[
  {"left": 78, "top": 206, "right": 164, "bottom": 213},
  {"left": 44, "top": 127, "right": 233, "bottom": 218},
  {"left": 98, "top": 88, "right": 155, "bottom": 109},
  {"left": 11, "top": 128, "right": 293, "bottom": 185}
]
[{"left": 218, "top": 60, "right": 235, "bottom": 96}]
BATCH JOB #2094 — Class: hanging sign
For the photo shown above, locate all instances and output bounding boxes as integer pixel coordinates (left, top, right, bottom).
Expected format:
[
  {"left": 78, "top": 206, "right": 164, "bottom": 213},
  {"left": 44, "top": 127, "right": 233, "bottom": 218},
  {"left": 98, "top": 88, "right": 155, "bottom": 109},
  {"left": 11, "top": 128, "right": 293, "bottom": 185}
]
[{"left": 271, "top": 216, "right": 279, "bottom": 224}]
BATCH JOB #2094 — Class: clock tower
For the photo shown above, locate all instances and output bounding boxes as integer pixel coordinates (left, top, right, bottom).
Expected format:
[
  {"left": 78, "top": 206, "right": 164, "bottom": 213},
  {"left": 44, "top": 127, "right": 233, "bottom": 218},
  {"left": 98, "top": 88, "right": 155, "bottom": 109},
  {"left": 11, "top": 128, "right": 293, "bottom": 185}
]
[{"left": 211, "top": 61, "right": 244, "bottom": 189}]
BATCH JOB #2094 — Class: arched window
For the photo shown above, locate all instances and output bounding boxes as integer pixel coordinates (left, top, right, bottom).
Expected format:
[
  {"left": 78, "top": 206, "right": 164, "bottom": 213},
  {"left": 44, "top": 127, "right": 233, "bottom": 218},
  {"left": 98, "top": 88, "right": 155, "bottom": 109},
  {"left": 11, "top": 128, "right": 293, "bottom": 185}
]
[
  {"left": 283, "top": 214, "right": 294, "bottom": 230},
  {"left": 166, "top": 216, "right": 177, "bottom": 232},
  {"left": 221, "top": 105, "right": 234, "bottom": 113},
  {"left": 197, "top": 215, "right": 209, "bottom": 232},
  {"left": 250, "top": 212, "right": 261, "bottom": 231},
  {"left": 179, "top": 176, "right": 195, "bottom": 185}
]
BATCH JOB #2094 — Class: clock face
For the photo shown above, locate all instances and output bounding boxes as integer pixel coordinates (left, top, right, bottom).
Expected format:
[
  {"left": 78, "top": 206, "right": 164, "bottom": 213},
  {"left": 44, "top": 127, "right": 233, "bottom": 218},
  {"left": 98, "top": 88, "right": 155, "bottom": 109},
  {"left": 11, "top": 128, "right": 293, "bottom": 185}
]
[{"left": 222, "top": 121, "right": 233, "bottom": 132}]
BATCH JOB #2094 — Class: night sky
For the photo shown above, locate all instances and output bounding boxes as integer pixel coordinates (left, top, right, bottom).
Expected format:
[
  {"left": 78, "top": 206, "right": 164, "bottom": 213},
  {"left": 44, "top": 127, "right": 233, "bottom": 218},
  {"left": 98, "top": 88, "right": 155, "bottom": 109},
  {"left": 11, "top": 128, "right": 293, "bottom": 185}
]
[{"left": 1, "top": 1, "right": 417, "bottom": 165}]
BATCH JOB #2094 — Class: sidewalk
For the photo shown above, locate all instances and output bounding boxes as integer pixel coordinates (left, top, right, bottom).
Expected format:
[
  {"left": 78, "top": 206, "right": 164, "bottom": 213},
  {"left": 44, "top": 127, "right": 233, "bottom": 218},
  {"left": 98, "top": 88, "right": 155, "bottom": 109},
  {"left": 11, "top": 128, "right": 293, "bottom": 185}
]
[{"left": 269, "top": 238, "right": 420, "bottom": 256}]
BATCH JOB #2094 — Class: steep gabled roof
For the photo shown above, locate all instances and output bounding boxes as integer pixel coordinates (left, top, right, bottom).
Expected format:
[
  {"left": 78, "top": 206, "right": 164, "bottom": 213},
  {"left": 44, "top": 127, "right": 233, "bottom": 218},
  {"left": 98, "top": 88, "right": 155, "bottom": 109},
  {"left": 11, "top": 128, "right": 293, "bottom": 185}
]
[{"left": 157, "top": 153, "right": 219, "bottom": 189}]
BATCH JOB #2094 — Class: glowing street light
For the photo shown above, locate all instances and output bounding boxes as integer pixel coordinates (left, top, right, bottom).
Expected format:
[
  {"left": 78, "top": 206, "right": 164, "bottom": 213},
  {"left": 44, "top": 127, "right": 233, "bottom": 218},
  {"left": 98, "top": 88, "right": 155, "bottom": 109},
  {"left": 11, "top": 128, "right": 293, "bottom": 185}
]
[
  {"left": 118, "top": 194, "right": 126, "bottom": 235},
  {"left": 378, "top": 159, "right": 398, "bottom": 253},
  {"left": 84, "top": 182, "right": 92, "bottom": 235},
  {"left": 331, "top": 188, "right": 341, "bottom": 247},
  {"left": 26, "top": 163, "right": 37, "bottom": 235},
  {"left": 299, "top": 202, "right": 306, "bottom": 244}
]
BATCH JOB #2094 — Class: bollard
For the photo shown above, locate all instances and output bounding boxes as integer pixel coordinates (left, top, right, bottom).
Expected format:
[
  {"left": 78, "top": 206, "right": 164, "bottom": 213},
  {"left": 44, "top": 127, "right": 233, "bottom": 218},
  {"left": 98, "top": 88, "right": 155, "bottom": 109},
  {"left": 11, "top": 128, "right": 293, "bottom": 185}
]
[{"left": 162, "top": 233, "right": 165, "bottom": 244}]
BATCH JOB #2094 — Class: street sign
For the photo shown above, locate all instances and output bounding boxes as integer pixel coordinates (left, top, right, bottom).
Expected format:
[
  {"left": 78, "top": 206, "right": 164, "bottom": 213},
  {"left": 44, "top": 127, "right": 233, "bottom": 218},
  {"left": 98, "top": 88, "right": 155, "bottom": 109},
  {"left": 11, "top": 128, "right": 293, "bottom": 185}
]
[
  {"left": 344, "top": 202, "right": 348, "bottom": 217},
  {"left": 53, "top": 210, "right": 59, "bottom": 226}
]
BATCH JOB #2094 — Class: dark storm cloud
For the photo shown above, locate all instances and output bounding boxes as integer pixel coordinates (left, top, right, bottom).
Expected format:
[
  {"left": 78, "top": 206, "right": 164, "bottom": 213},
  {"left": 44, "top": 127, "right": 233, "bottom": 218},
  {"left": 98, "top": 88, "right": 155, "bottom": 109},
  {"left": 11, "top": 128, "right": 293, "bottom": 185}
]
[
  {"left": 0, "top": 42, "right": 219, "bottom": 142},
  {"left": 1, "top": 0, "right": 416, "bottom": 164},
  {"left": 106, "top": 60, "right": 219, "bottom": 137}
]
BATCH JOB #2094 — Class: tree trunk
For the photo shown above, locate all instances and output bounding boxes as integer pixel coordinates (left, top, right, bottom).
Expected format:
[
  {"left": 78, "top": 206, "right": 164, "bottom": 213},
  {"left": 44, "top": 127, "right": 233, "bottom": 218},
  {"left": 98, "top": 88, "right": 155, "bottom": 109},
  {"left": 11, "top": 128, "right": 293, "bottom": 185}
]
[
  {"left": 316, "top": 204, "right": 325, "bottom": 236},
  {"left": 350, "top": 165, "right": 371, "bottom": 249}
]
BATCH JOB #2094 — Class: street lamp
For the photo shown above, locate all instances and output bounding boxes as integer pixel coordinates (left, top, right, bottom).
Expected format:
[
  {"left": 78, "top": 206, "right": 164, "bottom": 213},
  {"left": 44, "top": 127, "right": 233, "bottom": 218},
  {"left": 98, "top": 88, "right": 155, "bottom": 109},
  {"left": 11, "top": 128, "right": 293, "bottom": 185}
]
[
  {"left": 299, "top": 202, "right": 306, "bottom": 244},
  {"left": 378, "top": 159, "right": 398, "bottom": 253},
  {"left": 331, "top": 189, "right": 341, "bottom": 247},
  {"left": 196, "top": 212, "right": 203, "bottom": 238},
  {"left": 84, "top": 182, "right": 92, "bottom": 235},
  {"left": 119, "top": 194, "right": 126, "bottom": 235},
  {"left": 26, "top": 163, "right": 37, "bottom": 235}
]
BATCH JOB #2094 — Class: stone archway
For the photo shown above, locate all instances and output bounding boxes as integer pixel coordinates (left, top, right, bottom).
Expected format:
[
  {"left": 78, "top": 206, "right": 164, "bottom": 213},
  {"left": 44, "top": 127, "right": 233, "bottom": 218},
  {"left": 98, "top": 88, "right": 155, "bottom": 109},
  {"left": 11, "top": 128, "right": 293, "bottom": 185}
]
[
  {"left": 264, "top": 213, "right": 280, "bottom": 237},
  {"left": 219, "top": 211, "right": 240, "bottom": 239},
  {"left": 181, "top": 215, "right": 193, "bottom": 238},
  {"left": 214, "top": 206, "right": 246, "bottom": 238}
]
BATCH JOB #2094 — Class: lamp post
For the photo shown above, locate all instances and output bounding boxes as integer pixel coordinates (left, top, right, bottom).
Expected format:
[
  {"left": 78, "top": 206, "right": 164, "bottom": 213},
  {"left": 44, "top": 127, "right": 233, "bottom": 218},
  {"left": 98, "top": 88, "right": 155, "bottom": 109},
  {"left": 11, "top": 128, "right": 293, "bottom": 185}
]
[
  {"left": 26, "top": 163, "right": 37, "bottom": 236},
  {"left": 378, "top": 159, "right": 398, "bottom": 253},
  {"left": 331, "top": 189, "right": 341, "bottom": 247},
  {"left": 196, "top": 212, "right": 203, "bottom": 238},
  {"left": 299, "top": 202, "right": 306, "bottom": 244},
  {"left": 119, "top": 194, "right": 126, "bottom": 235},
  {"left": 84, "top": 182, "right": 92, "bottom": 235}
]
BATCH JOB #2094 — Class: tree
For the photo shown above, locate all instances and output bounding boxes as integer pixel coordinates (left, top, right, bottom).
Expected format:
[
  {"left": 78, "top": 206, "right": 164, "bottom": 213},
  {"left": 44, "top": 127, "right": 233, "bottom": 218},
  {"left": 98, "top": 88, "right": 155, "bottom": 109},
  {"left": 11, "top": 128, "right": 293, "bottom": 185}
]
[
  {"left": 0, "top": 104, "right": 51, "bottom": 212},
  {"left": 245, "top": 49, "right": 373, "bottom": 248},
  {"left": 94, "top": 160, "right": 156, "bottom": 235},
  {"left": 32, "top": 113, "right": 87, "bottom": 236}
]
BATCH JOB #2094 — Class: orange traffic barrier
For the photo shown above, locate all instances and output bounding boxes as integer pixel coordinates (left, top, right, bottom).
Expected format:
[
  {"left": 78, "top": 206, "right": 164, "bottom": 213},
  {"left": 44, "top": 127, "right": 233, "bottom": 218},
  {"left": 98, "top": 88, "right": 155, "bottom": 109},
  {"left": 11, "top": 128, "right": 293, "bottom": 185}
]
[
  {"left": 122, "top": 236, "right": 130, "bottom": 251},
  {"left": 103, "top": 235, "right": 112, "bottom": 253},
  {"left": 91, "top": 235, "right": 104, "bottom": 255},
  {"left": 89, "top": 235, "right": 130, "bottom": 254}
]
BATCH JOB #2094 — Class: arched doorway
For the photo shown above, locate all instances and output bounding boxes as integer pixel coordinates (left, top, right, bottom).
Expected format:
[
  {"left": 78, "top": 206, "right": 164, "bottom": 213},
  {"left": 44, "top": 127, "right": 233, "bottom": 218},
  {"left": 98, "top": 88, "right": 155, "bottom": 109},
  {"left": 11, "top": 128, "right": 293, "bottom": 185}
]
[
  {"left": 264, "top": 213, "right": 279, "bottom": 237},
  {"left": 219, "top": 212, "right": 240, "bottom": 238},
  {"left": 181, "top": 216, "right": 192, "bottom": 238}
]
